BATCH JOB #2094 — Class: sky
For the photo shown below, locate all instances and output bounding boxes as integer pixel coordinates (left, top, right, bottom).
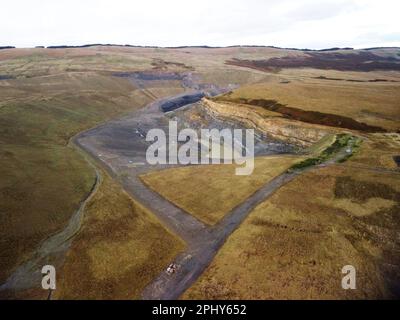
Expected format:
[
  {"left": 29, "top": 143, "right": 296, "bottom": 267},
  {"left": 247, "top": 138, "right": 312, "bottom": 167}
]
[{"left": 2, "top": 0, "right": 400, "bottom": 49}]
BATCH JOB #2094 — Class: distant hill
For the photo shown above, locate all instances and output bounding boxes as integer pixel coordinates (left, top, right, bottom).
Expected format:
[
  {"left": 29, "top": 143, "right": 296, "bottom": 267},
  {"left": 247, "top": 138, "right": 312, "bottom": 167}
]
[{"left": 2, "top": 43, "right": 400, "bottom": 52}]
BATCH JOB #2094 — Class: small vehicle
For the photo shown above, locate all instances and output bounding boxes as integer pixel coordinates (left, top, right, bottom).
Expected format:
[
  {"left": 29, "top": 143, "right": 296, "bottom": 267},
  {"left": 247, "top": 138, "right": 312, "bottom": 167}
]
[{"left": 166, "top": 264, "right": 178, "bottom": 275}]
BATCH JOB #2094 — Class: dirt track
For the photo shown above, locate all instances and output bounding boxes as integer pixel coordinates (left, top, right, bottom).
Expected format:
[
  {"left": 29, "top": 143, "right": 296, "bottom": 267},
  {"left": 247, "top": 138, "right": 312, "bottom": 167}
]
[{"left": 74, "top": 92, "right": 212, "bottom": 244}]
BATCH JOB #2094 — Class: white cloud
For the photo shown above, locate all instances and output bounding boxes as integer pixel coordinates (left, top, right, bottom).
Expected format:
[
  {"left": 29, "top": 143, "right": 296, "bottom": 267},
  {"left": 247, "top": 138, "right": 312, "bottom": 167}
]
[{"left": 1, "top": 0, "right": 399, "bottom": 49}]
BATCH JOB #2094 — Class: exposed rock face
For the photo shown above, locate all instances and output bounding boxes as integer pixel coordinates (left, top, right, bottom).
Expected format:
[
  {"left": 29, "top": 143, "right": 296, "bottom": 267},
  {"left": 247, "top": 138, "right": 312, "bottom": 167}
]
[{"left": 202, "top": 99, "right": 335, "bottom": 147}]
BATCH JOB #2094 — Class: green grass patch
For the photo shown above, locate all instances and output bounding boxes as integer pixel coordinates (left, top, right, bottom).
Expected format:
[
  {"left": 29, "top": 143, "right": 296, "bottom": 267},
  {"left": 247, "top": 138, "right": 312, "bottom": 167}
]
[
  {"left": 337, "top": 138, "right": 362, "bottom": 163},
  {"left": 289, "top": 134, "right": 358, "bottom": 171}
]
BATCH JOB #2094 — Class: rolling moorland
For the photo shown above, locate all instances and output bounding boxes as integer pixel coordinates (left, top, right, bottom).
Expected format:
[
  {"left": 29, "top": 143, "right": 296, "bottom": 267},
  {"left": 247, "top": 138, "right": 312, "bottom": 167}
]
[{"left": 0, "top": 45, "right": 399, "bottom": 299}]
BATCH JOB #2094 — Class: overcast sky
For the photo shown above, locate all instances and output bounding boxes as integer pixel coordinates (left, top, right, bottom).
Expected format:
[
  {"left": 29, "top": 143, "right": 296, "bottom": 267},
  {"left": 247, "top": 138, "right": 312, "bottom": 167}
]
[{"left": 2, "top": 0, "right": 399, "bottom": 49}]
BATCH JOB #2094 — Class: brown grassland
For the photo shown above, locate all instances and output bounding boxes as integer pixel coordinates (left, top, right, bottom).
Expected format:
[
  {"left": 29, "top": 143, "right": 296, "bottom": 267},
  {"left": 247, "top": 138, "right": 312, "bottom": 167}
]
[
  {"left": 0, "top": 46, "right": 399, "bottom": 299},
  {"left": 140, "top": 156, "right": 302, "bottom": 225},
  {"left": 0, "top": 45, "right": 281, "bottom": 297},
  {"left": 53, "top": 172, "right": 184, "bottom": 300},
  {"left": 184, "top": 145, "right": 400, "bottom": 299},
  {"left": 217, "top": 80, "right": 400, "bottom": 132},
  {"left": 0, "top": 48, "right": 188, "bottom": 288},
  {"left": 182, "top": 63, "right": 400, "bottom": 299}
]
